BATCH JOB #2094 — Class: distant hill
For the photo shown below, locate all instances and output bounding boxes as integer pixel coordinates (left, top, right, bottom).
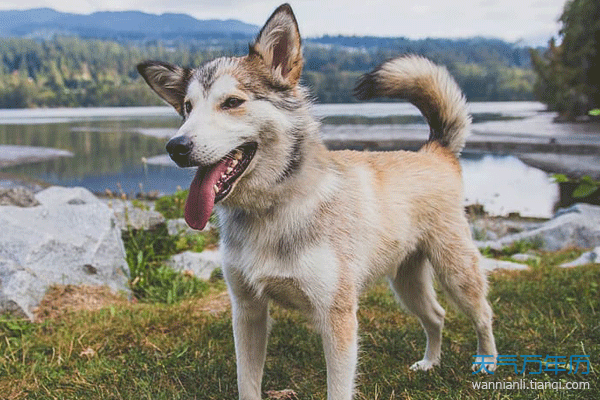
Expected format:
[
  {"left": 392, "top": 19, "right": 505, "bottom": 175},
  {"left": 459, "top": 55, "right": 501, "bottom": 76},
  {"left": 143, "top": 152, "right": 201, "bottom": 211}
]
[{"left": 0, "top": 8, "right": 259, "bottom": 40}]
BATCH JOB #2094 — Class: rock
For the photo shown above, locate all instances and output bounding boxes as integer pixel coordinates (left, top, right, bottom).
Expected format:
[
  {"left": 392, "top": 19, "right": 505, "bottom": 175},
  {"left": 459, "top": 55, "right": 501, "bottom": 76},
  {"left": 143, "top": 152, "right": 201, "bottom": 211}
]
[
  {"left": 105, "top": 199, "right": 166, "bottom": 231},
  {"left": 0, "top": 186, "right": 129, "bottom": 320},
  {"left": 167, "top": 218, "right": 212, "bottom": 235},
  {"left": 166, "top": 249, "right": 221, "bottom": 280},
  {"left": 478, "top": 204, "right": 600, "bottom": 251},
  {"left": 561, "top": 246, "right": 600, "bottom": 268},
  {"left": 511, "top": 253, "right": 538, "bottom": 262},
  {"left": 0, "top": 187, "right": 40, "bottom": 207},
  {"left": 519, "top": 153, "right": 600, "bottom": 180},
  {"left": 479, "top": 257, "right": 529, "bottom": 272}
]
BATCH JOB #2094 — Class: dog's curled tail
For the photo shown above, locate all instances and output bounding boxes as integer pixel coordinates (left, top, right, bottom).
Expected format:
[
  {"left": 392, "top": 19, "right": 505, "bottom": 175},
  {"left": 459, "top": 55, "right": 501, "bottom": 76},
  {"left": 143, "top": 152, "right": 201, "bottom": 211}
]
[{"left": 354, "top": 55, "right": 470, "bottom": 157}]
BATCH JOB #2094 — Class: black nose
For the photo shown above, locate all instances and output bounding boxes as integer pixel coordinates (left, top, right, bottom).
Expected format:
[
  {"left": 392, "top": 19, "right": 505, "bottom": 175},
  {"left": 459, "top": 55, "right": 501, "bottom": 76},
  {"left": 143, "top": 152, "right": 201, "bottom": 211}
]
[{"left": 166, "top": 136, "right": 193, "bottom": 167}]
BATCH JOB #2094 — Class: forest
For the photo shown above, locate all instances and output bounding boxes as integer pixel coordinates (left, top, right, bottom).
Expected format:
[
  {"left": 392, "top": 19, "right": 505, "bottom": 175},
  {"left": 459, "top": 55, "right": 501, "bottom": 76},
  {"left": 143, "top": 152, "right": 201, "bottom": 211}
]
[{"left": 0, "top": 35, "right": 538, "bottom": 108}]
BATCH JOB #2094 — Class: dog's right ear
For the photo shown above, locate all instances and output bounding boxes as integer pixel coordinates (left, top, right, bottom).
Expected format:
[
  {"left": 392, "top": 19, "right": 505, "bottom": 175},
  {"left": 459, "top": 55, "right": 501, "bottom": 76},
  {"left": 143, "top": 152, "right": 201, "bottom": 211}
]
[{"left": 137, "top": 61, "right": 192, "bottom": 116}]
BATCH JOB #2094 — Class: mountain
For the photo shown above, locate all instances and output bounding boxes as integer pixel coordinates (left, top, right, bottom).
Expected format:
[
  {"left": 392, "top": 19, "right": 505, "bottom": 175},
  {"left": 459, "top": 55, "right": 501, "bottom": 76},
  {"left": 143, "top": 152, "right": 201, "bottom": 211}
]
[{"left": 0, "top": 8, "right": 259, "bottom": 40}]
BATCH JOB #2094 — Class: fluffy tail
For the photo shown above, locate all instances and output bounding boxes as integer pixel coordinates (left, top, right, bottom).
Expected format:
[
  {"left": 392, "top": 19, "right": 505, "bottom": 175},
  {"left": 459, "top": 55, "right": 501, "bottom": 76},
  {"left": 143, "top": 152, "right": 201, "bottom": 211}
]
[{"left": 354, "top": 55, "right": 470, "bottom": 157}]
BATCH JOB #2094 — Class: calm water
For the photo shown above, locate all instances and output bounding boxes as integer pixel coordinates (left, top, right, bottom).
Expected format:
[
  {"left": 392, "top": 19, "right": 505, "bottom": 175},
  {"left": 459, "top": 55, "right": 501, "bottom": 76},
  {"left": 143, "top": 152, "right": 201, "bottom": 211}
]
[{"left": 0, "top": 102, "right": 559, "bottom": 218}]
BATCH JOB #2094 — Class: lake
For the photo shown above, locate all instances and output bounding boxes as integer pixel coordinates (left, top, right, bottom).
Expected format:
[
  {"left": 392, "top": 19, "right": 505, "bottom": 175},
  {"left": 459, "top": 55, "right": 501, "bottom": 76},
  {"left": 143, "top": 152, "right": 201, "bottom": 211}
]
[{"left": 0, "top": 102, "right": 559, "bottom": 218}]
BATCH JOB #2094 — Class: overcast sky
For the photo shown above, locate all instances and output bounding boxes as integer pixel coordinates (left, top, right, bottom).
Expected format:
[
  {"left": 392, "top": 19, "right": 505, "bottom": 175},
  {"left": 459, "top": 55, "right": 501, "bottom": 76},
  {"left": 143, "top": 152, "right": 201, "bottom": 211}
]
[{"left": 1, "top": 0, "right": 567, "bottom": 44}]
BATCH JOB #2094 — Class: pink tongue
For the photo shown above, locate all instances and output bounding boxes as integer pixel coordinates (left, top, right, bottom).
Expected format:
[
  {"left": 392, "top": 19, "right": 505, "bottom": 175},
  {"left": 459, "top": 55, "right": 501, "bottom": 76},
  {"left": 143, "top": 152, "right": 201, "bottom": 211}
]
[{"left": 184, "top": 161, "right": 230, "bottom": 230}]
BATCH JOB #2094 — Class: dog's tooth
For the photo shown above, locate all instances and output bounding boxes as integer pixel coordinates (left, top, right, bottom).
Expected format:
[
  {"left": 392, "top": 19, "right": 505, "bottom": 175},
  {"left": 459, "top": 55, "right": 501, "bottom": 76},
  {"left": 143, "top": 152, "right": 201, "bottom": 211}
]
[
  {"left": 231, "top": 159, "right": 238, "bottom": 167},
  {"left": 234, "top": 151, "right": 243, "bottom": 160},
  {"left": 226, "top": 167, "right": 233, "bottom": 174},
  {"left": 213, "top": 185, "right": 219, "bottom": 194}
]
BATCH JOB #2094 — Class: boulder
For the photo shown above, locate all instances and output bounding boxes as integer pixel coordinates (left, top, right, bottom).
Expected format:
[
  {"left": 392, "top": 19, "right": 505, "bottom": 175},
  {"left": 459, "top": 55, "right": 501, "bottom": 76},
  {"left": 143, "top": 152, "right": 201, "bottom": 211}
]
[
  {"left": 107, "top": 199, "right": 166, "bottom": 231},
  {"left": 0, "top": 187, "right": 129, "bottom": 319},
  {"left": 167, "top": 218, "right": 212, "bottom": 236},
  {"left": 477, "top": 204, "right": 600, "bottom": 251},
  {"left": 166, "top": 249, "right": 221, "bottom": 280}
]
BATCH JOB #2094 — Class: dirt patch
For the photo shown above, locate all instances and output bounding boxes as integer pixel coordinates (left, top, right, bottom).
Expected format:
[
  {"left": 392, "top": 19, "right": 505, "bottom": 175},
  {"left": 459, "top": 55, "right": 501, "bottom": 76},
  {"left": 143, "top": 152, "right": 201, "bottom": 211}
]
[
  {"left": 266, "top": 389, "right": 299, "bottom": 399},
  {"left": 192, "top": 291, "right": 230, "bottom": 315},
  {"left": 34, "top": 284, "right": 129, "bottom": 322},
  {"left": 33, "top": 284, "right": 230, "bottom": 322}
]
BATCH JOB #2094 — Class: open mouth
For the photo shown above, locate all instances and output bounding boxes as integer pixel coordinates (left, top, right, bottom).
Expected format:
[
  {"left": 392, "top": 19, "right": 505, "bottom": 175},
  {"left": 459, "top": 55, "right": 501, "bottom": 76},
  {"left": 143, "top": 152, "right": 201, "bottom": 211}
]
[{"left": 184, "top": 142, "right": 257, "bottom": 230}]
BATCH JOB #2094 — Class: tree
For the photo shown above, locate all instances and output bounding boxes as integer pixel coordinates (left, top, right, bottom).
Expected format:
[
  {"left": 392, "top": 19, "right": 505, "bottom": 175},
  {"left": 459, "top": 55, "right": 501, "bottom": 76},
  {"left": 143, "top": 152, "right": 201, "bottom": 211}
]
[{"left": 530, "top": 0, "right": 600, "bottom": 120}]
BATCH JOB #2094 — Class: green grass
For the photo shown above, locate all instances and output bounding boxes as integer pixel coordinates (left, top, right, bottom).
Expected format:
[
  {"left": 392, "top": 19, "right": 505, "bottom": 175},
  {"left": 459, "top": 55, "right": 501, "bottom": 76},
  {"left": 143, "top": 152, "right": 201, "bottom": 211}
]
[
  {"left": 1, "top": 252, "right": 598, "bottom": 399},
  {"left": 123, "top": 224, "right": 219, "bottom": 304},
  {"left": 154, "top": 189, "right": 189, "bottom": 220}
]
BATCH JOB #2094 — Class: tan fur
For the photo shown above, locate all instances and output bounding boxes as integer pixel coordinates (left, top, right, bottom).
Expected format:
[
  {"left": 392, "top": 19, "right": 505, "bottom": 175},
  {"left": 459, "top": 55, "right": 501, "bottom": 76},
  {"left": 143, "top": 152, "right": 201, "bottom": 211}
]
[{"left": 137, "top": 4, "right": 497, "bottom": 400}]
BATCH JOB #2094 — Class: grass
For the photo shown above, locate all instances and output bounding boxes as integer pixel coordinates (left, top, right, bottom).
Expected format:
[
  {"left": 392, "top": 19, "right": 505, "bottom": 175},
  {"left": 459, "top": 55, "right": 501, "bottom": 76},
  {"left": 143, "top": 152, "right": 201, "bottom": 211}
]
[
  {"left": 122, "top": 188, "right": 220, "bottom": 304},
  {"left": 123, "top": 225, "right": 213, "bottom": 304},
  {"left": 1, "top": 250, "right": 598, "bottom": 399}
]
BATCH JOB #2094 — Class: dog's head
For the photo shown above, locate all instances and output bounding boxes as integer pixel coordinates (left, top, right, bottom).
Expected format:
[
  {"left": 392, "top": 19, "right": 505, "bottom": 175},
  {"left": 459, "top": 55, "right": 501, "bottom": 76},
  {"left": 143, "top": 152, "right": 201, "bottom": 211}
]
[{"left": 138, "top": 4, "right": 313, "bottom": 230}]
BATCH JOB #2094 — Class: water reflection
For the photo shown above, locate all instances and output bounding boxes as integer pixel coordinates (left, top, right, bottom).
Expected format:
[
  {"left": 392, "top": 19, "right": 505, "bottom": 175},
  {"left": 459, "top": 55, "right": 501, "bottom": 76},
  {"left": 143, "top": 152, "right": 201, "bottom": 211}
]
[
  {"left": 0, "top": 107, "right": 561, "bottom": 218},
  {"left": 461, "top": 153, "right": 559, "bottom": 218}
]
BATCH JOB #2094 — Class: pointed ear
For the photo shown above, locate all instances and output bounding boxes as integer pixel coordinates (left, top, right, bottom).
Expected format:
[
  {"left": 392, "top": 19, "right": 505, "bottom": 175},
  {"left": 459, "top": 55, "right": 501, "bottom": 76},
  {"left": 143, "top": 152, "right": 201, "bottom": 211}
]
[
  {"left": 137, "top": 61, "right": 192, "bottom": 115},
  {"left": 249, "top": 3, "right": 303, "bottom": 86}
]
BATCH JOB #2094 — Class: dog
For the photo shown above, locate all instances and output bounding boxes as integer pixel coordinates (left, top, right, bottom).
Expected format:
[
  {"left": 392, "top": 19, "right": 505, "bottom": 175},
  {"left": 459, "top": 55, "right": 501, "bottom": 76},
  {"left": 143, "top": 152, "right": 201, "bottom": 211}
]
[{"left": 137, "top": 4, "right": 497, "bottom": 399}]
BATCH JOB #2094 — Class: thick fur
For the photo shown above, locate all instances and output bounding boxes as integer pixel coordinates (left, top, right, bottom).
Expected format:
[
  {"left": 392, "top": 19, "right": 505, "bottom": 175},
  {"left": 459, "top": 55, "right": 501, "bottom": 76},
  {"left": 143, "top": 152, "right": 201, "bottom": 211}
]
[{"left": 137, "top": 4, "right": 497, "bottom": 400}]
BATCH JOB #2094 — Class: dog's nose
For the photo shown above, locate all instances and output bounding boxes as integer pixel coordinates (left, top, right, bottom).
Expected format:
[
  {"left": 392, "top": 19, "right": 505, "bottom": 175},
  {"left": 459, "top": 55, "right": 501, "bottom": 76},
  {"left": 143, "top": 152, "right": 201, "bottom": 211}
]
[
  {"left": 166, "top": 136, "right": 193, "bottom": 167},
  {"left": 166, "top": 136, "right": 192, "bottom": 157}
]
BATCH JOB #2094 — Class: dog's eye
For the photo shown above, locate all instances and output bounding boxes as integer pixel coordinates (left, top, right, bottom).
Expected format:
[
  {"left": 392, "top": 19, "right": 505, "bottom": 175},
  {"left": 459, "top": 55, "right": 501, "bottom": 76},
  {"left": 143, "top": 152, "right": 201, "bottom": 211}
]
[
  {"left": 221, "top": 97, "right": 245, "bottom": 110},
  {"left": 184, "top": 100, "right": 192, "bottom": 115}
]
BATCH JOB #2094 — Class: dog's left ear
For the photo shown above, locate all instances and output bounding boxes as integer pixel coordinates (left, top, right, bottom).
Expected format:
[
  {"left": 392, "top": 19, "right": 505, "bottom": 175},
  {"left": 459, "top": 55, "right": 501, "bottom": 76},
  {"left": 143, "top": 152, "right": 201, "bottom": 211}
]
[{"left": 250, "top": 3, "right": 303, "bottom": 86}]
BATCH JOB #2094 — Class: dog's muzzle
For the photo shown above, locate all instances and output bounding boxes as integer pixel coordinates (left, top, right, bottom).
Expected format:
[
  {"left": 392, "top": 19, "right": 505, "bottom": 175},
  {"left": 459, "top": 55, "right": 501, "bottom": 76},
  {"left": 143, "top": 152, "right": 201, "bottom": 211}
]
[{"left": 166, "top": 136, "right": 194, "bottom": 167}]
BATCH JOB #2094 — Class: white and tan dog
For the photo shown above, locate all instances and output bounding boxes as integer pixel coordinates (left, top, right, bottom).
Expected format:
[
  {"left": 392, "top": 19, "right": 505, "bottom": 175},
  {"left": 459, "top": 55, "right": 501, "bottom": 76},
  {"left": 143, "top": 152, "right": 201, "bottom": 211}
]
[{"left": 138, "top": 4, "right": 497, "bottom": 399}]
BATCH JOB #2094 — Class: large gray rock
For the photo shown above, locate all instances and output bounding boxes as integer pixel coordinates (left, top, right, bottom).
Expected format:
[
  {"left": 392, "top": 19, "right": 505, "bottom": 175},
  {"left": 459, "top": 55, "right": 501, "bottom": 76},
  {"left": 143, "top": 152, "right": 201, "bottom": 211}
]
[
  {"left": 166, "top": 249, "right": 221, "bottom": 280},
  {"left": 477, "top": 204, "right": 600, "bottom": 251},
  {"left": 167, "top": 218, "right": 212, "bottom": 235},
  {"left": 106, "top": 199, "right": 166, "bottom": 231},
  {"left": 0, "top": 187, "right": 129, "bottom": 319}
]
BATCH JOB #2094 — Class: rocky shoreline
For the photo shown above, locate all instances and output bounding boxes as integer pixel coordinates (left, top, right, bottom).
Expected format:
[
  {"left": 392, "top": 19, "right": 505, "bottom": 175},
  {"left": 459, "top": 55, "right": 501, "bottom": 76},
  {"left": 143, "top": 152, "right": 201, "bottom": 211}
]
[{"left": 1, "top": 185, "right": 600, "bottom": 320}]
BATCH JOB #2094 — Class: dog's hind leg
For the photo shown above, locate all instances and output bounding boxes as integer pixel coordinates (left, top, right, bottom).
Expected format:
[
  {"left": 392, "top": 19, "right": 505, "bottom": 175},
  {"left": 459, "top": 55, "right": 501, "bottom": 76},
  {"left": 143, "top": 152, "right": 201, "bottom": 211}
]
[
  {"left": 390, "top": 249, "right": 446, "bottom": 371},
  {"left": 426, "top": 225, "right": 498, "bottom": 371}
]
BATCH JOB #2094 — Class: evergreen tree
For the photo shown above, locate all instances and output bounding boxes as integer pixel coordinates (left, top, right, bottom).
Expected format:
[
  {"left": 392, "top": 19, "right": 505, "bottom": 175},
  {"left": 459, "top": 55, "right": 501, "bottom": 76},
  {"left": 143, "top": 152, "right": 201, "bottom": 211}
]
[{"left": 530, "top": 0, "right": 600, "bottom": 120}]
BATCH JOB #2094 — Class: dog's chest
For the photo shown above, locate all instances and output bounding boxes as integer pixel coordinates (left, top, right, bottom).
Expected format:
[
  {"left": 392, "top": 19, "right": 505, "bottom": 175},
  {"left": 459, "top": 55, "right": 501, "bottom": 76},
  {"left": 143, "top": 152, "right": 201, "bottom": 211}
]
[
  {"left": 257, "top": 276, "right": 313, "bottom": 311},
  {"left": 219, "top": 212, "right": 338, "bottom": 311}
]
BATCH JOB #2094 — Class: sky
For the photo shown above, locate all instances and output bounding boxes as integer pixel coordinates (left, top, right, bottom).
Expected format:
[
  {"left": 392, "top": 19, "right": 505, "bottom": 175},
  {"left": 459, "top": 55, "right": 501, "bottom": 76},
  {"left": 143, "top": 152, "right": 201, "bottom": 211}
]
[{"left": 0, "top": 0, "right": 567, "bottom": 44}]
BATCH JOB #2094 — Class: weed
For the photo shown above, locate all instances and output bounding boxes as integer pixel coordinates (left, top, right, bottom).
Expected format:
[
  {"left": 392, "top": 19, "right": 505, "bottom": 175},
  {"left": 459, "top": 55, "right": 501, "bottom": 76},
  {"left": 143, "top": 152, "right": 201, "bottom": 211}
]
[
  {"left": 130, "top": 199, "right": 150, "bottom": 211},
  {"left": 154, "top": 188, "right": 189, "bottom": 219},
  {"left": 553, "top": 174, "right": 600, "bottom": 199},
  {"left": 123, "top": 225, "right": 209, "bottom": 304},
  {"left": 481, "top": 238, "right": 544, "bottom": 259},
  {"left": 500, "top": 237, "right": 544, "bottom": 256}
]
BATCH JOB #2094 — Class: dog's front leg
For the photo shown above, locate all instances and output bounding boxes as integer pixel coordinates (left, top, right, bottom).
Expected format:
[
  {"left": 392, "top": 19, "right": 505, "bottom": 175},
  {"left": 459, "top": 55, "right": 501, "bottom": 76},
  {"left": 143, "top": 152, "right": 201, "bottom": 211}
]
[
  {"left": 228, "top": 280, "right": 269, "bottom": 400},
  {"left": 318, "top": 304, "right": 359, "bottom": 400}
]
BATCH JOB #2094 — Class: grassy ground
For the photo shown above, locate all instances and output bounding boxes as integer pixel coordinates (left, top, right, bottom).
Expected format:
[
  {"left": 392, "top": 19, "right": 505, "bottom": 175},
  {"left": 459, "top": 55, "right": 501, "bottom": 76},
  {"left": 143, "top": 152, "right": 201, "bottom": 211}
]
[{"left": 1, "top": 250, "right": 598, "bottom": 399}]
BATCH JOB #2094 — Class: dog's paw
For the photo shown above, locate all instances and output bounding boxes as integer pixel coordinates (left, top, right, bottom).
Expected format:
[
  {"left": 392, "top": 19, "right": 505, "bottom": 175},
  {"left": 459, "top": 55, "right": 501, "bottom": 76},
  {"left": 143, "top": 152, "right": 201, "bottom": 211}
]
[
  {"left": 409, "top": 359, "right": 439, "bottom": 371},
  {"left": 472, "top": 360, "right": 497, "bottom": 374}
]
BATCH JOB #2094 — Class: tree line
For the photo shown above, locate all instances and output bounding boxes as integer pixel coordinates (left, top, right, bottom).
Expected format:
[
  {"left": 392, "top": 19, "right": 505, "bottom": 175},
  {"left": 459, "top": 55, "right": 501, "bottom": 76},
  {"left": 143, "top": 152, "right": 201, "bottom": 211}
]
[{"left": 0, "top": 35, "right": 538, "bottom": 108}]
